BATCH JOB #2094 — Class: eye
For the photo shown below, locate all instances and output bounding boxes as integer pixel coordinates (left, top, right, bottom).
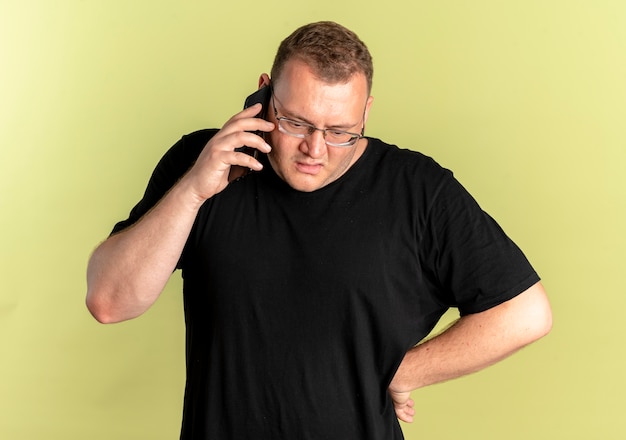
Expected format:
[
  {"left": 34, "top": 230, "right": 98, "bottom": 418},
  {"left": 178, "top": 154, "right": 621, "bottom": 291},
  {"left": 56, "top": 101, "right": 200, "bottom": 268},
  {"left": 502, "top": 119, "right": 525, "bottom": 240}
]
[
  {"left": 282, "top": 119, "right": 312, "bottom": 134},
  {"left": 329, "top": 130, "right": 347, "bottom": 137}
]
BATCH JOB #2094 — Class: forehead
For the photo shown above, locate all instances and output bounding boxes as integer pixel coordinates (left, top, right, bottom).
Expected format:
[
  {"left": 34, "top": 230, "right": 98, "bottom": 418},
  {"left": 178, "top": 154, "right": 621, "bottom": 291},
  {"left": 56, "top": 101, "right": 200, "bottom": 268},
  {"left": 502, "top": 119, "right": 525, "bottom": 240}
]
[{"left": 272, "top": 59, "right": 369, "bottom": 120}]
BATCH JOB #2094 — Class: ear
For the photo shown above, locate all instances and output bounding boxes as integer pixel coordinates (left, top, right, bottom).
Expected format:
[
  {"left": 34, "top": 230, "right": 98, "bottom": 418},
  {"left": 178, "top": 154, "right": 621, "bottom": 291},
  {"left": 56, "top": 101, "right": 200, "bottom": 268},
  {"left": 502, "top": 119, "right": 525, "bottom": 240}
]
[{"left": 258, "top": 73, "right": 271, "bottom": 89}]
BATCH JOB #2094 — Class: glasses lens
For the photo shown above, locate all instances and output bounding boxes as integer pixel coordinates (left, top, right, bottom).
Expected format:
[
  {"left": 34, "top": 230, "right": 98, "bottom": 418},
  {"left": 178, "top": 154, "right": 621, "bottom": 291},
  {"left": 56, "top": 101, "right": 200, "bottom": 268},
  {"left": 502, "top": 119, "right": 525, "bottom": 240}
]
[
  {"left": 278, "top": 119, "right": 311, "bottom": 137},
  {"left": 277, "top": 118, "right": 359, "bottom": 147},
  {"left": 325, "top": 130, "right": 357, "bottom": 146}
]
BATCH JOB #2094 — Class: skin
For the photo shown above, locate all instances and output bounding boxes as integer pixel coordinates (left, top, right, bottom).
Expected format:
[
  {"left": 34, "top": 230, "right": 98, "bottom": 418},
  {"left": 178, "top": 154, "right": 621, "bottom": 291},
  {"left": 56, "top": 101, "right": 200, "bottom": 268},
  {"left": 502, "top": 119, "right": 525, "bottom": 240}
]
[
  {"left": 261, "top": 59, "right": 373, "bottom": 192},
  {"left": 389, "top": 281, "right": 552, "bottom": 422},
  {"left": 86, "top": 60, "right": 372, "bottom": 321},
  {"left": 86, "top": 57, "right": 552, "bottom": 425},
  {"left": 86, "top": 103, "right": 275, "bottom": 323}
]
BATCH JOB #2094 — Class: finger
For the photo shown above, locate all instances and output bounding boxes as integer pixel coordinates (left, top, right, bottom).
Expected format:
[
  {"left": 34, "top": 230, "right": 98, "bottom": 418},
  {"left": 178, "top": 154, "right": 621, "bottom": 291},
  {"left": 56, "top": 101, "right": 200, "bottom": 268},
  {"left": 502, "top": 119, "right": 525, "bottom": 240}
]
[
  {"left": 219, "top": 117, "right": 274, "bottom": 140},
  {"left": 209, "top": 130, "right": 271, "bottom": 160},
  {"left": 234, "top": 131, "right": 272, "bottom": 155},
  {"left": 241, "top": 117, "right": 275, "bottom": 135},
  {"left": 242, "top": 102, "right": 265, "bottom": 118},
  {"left": 227, "top": 103, "right": 273, "bottom": 127},
  {"left": 401, "top": 412, "right": 415, "bottom": 423},
  {"left": 231, "top": 151, "right": 264, "bottom": 171},
  {"left": 226, "top": 134, "right": 272, "bottom": 169},
  {"left": 224, "top": 102, "right": 263, "bottom": 121},
  {"left": 395, "top": 408, "right": 415, "bottom": 424},
  {"left": 240, "top": 102, "right": 264, "bottom": 117}
]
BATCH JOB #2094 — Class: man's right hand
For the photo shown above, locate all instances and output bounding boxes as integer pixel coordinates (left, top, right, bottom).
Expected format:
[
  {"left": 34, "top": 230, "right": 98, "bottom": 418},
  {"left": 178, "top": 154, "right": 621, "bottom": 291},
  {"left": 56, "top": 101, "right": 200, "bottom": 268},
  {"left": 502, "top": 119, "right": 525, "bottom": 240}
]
[
  {"left": 86, "top": 104, "right": 274, "bottom": 324},
  {"left": 182, "top": 103, "right": 274, "bottom": 205}
]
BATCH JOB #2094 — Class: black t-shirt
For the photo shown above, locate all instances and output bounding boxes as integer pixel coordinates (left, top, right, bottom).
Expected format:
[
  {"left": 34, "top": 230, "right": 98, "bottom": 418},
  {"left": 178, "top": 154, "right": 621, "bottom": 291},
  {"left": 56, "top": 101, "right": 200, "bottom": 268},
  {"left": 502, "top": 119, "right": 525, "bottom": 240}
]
[{"left": 113, "top": 129, "right": 539, "bottom": 439}]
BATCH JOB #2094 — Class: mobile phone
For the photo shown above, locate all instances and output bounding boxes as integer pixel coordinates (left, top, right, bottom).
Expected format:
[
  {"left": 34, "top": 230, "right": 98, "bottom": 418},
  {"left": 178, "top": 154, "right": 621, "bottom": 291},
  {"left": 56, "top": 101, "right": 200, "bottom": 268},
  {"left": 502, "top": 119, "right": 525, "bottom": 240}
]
[
  {"left": 244, "top": 85, "right": 271, "bottom": 117},
  {"left": 236, "top": 85, "right": 271, "bottom": 157}
]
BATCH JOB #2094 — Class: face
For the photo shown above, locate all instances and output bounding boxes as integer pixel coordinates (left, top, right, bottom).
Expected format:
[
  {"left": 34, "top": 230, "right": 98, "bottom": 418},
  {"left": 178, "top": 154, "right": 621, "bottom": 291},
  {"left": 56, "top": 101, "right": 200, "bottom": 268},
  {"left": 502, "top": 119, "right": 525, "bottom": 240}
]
[{"left": 261, "top": 59, "right": 373, "bottom": 192}]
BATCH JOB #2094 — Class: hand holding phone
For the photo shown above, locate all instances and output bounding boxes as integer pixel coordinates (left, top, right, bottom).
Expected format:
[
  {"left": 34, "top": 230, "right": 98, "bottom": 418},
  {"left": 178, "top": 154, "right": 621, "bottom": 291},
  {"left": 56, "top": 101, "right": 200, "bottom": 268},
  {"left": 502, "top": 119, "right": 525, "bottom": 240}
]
[{"left": 236, "top": 85, "right": 272, "bottom": 158}]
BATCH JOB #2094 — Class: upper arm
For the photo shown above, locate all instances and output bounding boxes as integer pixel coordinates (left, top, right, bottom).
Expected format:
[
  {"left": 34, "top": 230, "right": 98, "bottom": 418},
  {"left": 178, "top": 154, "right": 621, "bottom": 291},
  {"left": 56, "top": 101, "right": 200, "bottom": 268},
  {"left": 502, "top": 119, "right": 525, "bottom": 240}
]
[{"left": 470, "top": 281, "right": 552, "bottom": 346}]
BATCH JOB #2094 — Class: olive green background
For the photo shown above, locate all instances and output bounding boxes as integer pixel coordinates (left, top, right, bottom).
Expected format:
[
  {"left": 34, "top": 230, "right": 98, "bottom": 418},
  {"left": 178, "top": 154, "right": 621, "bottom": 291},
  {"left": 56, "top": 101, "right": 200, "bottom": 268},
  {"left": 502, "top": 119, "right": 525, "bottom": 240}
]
[{"left": 1, "top": 1, "right": 624, "bottom": 438}]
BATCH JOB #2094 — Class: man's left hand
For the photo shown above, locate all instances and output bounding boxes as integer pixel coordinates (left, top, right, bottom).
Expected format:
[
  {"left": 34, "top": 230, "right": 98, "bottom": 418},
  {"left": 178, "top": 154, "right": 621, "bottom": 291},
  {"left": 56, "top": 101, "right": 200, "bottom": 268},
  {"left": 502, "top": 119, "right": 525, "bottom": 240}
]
[{"left": 389, "top": 388, "right": 415, "bottom": 423}]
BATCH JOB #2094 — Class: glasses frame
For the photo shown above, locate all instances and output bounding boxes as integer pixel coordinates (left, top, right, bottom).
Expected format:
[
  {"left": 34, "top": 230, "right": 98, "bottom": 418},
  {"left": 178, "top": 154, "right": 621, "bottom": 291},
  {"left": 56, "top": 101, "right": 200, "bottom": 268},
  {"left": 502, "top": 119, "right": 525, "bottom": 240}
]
[{"left": 270, "top": 84, "right": 366, "bottom": 148}]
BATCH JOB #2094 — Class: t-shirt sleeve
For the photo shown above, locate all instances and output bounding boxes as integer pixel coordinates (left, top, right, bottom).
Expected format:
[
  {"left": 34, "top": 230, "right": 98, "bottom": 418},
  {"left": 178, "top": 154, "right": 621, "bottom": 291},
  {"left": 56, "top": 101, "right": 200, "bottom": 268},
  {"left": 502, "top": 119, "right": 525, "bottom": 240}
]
[
  {"left": 424, "top": 171, "right": 540, "bottom": 316},
  {"left": 110, "top": 129, "right": 217, "bottom": 235}
]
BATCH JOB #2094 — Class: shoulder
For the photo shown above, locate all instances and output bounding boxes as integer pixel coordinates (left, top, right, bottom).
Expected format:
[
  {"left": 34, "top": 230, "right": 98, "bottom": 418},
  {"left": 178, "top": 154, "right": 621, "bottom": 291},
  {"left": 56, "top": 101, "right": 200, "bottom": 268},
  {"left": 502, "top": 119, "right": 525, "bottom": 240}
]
[
  {"left": 363, "top": 137, "right": 454, "bottom": 197},
  {"left": 110, "top": 129, "right": 219, "bottom": 234},
  {"left": 181, "top": 128, "right": 220, "bottom": 146},
  {"left": 163, "top": 128, "right": 219, "bottom": 165},
  {"left": 150, "top": 129, "right": 219, "bottom": 183},
  {"left": 362, "top": 137, "right": 496, "bottom": 228},
  {"left": 366, "top": 138, "right": 449, "bottom": 175}
]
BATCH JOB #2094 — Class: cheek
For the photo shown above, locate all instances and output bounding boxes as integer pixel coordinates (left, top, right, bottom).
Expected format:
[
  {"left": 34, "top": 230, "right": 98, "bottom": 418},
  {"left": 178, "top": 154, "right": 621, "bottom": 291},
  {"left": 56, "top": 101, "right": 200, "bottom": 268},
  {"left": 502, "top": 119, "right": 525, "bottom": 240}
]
[
  {"left": 268, "top": 132, "right": 299, "bottom": 159},
  {"left": 267, "top": 133, "right": 296, "bottom": 171},
  {"left": 266, "top": 129, "right": 278, "bottom": 150},
  {"left": 331, "top": 149, "right": 357, "bottom": 171}
]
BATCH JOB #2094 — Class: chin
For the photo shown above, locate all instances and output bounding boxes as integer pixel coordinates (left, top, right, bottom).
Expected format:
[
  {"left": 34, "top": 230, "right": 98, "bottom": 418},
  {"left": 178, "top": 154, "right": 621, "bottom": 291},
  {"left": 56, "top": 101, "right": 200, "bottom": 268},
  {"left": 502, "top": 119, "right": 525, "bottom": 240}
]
[
  {"left": 269, "top": 159, "right": 323, "bottom": 192},
  {"left": 285, "top": 176, "right": 325, "bottom": 193}
]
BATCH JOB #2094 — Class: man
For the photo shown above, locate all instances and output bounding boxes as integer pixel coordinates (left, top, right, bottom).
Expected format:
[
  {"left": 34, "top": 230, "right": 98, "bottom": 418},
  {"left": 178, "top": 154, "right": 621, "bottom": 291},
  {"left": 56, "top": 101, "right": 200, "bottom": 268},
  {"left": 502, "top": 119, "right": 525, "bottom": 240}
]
[{"left": 86, "top": 21, "right": 551, "bottom": 439}]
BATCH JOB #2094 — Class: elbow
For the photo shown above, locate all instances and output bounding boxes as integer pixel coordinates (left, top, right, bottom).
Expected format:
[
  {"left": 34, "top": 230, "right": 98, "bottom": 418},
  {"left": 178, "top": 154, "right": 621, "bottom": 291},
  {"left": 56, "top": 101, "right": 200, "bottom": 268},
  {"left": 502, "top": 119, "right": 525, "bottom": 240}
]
[
  {"left": 490, "top": 281, "right": 553, "bottom": 347},
  {"left": 86, "top": 256, "right": 136, "bottom": 324},
  {"left": 85, "top": 292, "right": 116, "bottom": 324},
  {"left": 85, "top": 287, "right": 130, "bottom": 324},
  {"left": 538, "top": 298, "right": 553, "bottom": 339},
  {"left": 85, "top": 283, "right": 147, "bottom": 324},
  {"left": 529, "top": 300, "right": 552, "bottom": 343},
  {"left": 520, "top": 282, "right": 553, "bottom": 344}
]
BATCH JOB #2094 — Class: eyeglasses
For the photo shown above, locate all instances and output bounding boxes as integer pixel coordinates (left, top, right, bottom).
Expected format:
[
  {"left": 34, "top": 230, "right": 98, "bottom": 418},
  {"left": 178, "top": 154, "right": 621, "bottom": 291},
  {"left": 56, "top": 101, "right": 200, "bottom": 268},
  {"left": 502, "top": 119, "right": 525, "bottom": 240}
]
[{"left": 271, "top": 86, "right": 365, "bottom": 148}]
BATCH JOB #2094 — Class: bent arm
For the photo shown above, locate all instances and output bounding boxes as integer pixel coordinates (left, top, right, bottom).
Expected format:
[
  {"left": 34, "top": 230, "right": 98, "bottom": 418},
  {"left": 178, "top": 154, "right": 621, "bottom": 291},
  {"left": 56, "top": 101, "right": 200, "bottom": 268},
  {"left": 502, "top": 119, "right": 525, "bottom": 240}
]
[
  {"left": 389, "top": 281, "right": 552, "bottom": 422},
  {"left": 86, "top": 178, "right": 204, "bottom": 323},
  {"left": 86, "top": 104, "right": 274, "bottom": 324}
]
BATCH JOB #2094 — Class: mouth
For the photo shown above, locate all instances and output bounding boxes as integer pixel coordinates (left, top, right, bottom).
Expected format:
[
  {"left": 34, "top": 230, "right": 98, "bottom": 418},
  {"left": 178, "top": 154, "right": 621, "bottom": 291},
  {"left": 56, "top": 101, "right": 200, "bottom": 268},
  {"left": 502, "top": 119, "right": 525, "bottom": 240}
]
[{"left": 295, "top": 161, "right": 323, "bottom": 175}]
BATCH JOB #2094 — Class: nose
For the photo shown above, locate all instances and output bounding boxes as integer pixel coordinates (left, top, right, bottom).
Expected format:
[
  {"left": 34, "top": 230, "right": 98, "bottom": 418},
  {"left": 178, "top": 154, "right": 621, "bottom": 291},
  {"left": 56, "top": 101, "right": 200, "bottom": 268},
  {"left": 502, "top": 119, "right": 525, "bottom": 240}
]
[{"left": 300, "top": 129, "right": 327, "bottom": 158}]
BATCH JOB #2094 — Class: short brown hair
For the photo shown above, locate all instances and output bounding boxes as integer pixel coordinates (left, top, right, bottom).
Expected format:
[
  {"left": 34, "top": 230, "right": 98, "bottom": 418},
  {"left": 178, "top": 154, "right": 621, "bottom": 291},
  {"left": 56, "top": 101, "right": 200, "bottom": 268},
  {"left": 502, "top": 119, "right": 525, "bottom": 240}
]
[{"left": 271, "top": 21, "right": 374, "bottom": 92}]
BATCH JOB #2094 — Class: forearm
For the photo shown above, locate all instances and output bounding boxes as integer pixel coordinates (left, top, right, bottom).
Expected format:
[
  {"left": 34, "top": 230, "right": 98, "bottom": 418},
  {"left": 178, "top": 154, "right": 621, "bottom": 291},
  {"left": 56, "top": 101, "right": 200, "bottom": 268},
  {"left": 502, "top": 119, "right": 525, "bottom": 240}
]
[
  {"left": 85, "top": 104, "right": 275, "bottom": 324},
  {"left": 390, "top": 282, "right": 552, "bottom": 393},
  {"left": 86, "top": 177, "right": 204, "bottom": 323}
]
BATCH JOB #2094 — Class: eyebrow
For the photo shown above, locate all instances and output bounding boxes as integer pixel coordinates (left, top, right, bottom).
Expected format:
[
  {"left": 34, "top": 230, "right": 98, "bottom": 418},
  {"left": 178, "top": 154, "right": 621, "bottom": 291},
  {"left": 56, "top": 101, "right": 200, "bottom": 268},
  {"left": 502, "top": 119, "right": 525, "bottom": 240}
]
[
  {"left": 274, "top": 94, "right": 360, "bottom": 130},
  {"left": 284, "top": 111, "right": 359, "bottom": 131}
]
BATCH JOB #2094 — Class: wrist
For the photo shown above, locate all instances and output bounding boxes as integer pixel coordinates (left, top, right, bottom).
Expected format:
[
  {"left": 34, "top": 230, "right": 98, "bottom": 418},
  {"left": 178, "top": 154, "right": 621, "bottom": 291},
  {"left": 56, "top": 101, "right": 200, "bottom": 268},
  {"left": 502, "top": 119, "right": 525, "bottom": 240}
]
[
  {"left": 172, "top": 173, "right": 213, "bottom": 212},
  {"left": 390, "top": 347, "right": 428, "bottom": 393}
]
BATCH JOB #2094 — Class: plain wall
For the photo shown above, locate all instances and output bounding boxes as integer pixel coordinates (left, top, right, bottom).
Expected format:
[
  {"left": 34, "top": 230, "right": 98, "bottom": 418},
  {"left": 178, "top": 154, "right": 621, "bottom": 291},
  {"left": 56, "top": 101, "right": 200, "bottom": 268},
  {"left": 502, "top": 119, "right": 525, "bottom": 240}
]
[{"left": 1, "top": 0, "right": 625, "bottom": 438}]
